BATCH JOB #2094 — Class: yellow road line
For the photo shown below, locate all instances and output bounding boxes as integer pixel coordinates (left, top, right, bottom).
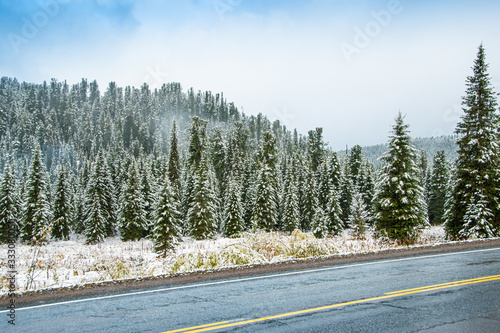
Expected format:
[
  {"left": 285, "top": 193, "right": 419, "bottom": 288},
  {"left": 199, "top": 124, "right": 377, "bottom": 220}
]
[
  {"left": 385, "top": 275, "right": 500, "bottom": 295},
  {"left": 164, "top": 321, "right": 230, "bottom": 333},
  {"left": 163, "top": 275, "right": 500, "bottom": 333}
]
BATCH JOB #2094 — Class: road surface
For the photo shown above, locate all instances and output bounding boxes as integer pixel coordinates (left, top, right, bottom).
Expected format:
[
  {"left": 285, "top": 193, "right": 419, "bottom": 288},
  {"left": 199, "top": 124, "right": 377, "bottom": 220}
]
[{"left": 2, "top": 247, "right": 500, "bottom": 332}]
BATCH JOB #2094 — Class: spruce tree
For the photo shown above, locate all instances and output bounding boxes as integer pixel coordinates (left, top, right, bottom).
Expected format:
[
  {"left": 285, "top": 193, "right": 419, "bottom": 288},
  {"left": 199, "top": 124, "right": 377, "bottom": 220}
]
[
  {"left": 84, "top": 152, "right": 115, "bottom": 244},
  {"left": 52, "top": 164, "right": 72, "bottom": 240},
  {"left": 187, "top": 156, "right": 218, "bottom": 239},
  {"left": 445, "top": 44, "right": 500, "bottom": 239},
  {"left": 22, "top": 145, "right": 51, "bottom": 244},
  {"left": 167, "top": 121, "right": 181, "bottom": 191},
  {"left": 326, "top": 184, "right": 344, "bottom": 234},
  {"left": 0, "top": 164, "right": 19, "bottom": 243},
  {"left": 152, "top": 175, "right": 181, "bottom": 257},
  {"left": 281, "top": 170, "right": 300, "bottom": 233},
  {"left": 339, "top": 159, "right": 353, "bottom": 226},
  {"left": 119, "top": 160, "right": 148, "bottom": 241},
  {"left": 428, "top": 151, "right": 449, "bottom": 225},
  {"left": 300, "top": 167, "right": 316, "bottom": 231},
  {"left": 252, "top": 164, "right": 278, "bottom": 231},
  {"left": 349, "top": 191, "right": 369, "bottom": 239},
  {"left": 373, "top": 113, "right": 428, "bottom": 242},
  {"left": 311, "top": 200, "right": 329, "bottom": 238},
  {"left": 223, "top": 174, "right": 244, "bottom": 237}
]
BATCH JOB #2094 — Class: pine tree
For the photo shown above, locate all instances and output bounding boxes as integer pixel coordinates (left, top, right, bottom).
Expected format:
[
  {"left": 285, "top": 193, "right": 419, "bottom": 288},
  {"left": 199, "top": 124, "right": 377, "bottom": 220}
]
[
  {"left": 373, "top": 113, "right": 428, "bottom": 242},
  {"left": 84, "top": 152, "right": 115, "bottom": 244},
  {"left": 22, "top": 145, "right": 51, "bottom": 244},
  {"left": 51, "top": 164, "right": 72, "bottom": 240},
  {"left": 0, "top": 164, "right": 19, "bottom": 243},
  {"left": 300, "top": 167, "right": 316, "bottom": 231},
  {"left": 223, "top": 175, "right": 244, "bottom": 237},
  {"left": 445, "top": 44, "right": 500, "bottom": 239},
  {"left": 187, "top": 156, "right": 218, "bottom": 239},
  {"left": 326, "top": 184, "right": 344, "bottom": 234},
  {"left": 428, "top": 151, "right": 449, "bottom": 225},
  {"left": 349, "top": 145, "right": 363, "bottom": 186},
  {"left": 339, "top": 159, "right": 353, "bottom": 226},
  {"left": 119, "top": 160, "right": 148, "bottom": 241},
  {"left": 252, "top": 164, "right": 278, "bottom": 231},
  {"left": 349, "top": 191, "right": 369, "bottom": 239},
  {"left": 140, "top": 161, "right": 155, "bottom": 235},
  {"left": 167, "top": 121, "right": 181, "bottom": 191},
  {"left": 311, "top": 200, "right": 329, "bottom": 238},
  {"left": 281, "top": 170, "right": 300, "bottom": 233},
  {"left": 152, "top": 175, "right": 181, "bottom": 257}
]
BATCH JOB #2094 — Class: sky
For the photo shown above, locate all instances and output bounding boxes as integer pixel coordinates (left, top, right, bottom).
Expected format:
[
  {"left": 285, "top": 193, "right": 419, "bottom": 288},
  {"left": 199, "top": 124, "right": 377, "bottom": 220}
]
[{"left": 1, "top": 0, "right": 500, "bottom": 150}]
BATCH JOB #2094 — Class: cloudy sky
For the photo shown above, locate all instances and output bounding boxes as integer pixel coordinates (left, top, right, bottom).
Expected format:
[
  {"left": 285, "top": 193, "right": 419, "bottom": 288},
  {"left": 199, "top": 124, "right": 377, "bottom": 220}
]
[{"left": 1, "top": 0, "right": 499, "bottom": 150}]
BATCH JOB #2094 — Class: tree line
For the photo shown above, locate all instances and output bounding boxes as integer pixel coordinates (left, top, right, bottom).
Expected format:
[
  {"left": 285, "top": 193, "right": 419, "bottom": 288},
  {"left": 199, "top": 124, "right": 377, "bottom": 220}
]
[{"left": 0, "top": 44, "right": 498, "bottom": 254}]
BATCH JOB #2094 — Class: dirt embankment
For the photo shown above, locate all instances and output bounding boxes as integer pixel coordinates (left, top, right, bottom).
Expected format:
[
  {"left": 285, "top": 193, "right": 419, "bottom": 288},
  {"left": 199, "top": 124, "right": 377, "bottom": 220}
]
[{"left": 2, "top": 238, "right": 500, "bottom": 307}]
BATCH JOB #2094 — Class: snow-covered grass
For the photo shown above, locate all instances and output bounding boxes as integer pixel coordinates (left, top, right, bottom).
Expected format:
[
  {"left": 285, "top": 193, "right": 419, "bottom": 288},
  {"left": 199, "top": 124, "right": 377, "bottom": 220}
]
[{"left": 0, "top": 226, "right": 446, "bottom": 295}]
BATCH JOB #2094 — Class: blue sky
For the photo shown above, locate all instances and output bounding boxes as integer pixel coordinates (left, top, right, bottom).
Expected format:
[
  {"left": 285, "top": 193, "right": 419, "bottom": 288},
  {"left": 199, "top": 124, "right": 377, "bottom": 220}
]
[{"left": 1, "top": 0, "right": 500, "bottom": 150}]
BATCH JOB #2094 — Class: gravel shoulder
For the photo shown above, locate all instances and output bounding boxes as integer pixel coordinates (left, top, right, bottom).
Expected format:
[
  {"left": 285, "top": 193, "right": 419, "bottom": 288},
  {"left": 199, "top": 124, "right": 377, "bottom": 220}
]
[{"left": 2, "top": 237, "right": 500, "bottom": 307}]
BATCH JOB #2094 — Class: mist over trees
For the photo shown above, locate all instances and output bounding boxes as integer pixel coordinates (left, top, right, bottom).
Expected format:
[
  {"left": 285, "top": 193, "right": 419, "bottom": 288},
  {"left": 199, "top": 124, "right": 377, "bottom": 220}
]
[{"left": 0, "top": 44, "right": 498, "bottom": 252}]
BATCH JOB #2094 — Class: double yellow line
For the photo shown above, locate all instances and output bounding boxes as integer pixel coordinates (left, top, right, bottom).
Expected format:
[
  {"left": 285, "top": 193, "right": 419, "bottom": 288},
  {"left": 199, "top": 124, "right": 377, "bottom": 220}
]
[{"left": 163, "top": 275, "right": 500, "bottom": 333}]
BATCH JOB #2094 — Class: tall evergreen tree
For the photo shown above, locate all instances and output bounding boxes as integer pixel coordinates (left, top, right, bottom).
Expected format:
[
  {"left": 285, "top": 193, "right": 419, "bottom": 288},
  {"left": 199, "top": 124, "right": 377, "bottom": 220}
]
[
  {"left": 326, "top": 184, "right": 344, "bottom": 234},
  {"left": 22, "top": 145, "right": 51, "bottom": 244},
  {"left": 307, "top": 127, "right": 325, "bottom": 173},
  {"left": 311, "top": 201, "right": 329, "bottom": 238},
  {"left": 0, "top": 164, "right": 19, "bottom": 243},
  {"left": 223, "top": 174, "right": 244, "bottom": 237},
  {"left": 339, "top": 158, "right": 353, "bottom": 225},
  {"left": 152, "top": 175, "right": 181, "bottom": 257},
  {"left": 428, "top": 151, "right": 449, "bottom": 225},
  {"left": 373, "top": 113, "right": 428, "bottom": 242},
  {"left": 119, "top": 160, "right": 148, "bottom": 241},
  {"left": 445, "top": 44, "right": 500, "bottom": 239},
  {"left": 252, "top": 164, "right": 278, "bottom": 231},
  {"left": 84, "top": 152, "right": 115, "bottom": 244},
  {"left": 187, "top": 156, "right": 218, "bottom": 239},
  {"left": 281, "top": 170, "right": 300, "bottom": 233},
  {"left": 167, "top": 121, "right": 181, "bottom": 191},
  {"left": 349, "top": 191, "right": 369, "bottom": 239},
  {"left": 52, "top": 164, "right": 72, "bottom": 240}
]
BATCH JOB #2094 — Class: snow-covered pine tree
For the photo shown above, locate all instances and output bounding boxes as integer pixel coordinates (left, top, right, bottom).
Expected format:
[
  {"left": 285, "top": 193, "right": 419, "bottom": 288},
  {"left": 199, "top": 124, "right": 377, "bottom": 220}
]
[
  {"left": 139, "top": 160, "right": 155, "bottom": 236},
  {"left": 152, "top": 175, "right": 181, "bottom": 257},
  {"left": 428, "top": 151, "right": 449, "bottom": 225},
  {"left": 307, "top": 127, "right": 325, "bottom": 173},
  {"left": 445, "top": 44, "right": 500, "bottom": 239},
  {"left": 326, "top": 183, "right": 344, "bottom": 234},
  {"left": 349, "top": 145, "right": 363, "bottom": 187},
  {"left": 252, "top": 131, "right": 279, "bottom": 231},
  {"left": 252, "top": 163, "right": 278, "bottom": 231},
  {"left": 84, "top": 152, "right": 115, "bottom": 244},
  {"left": 281, "top": 169, "right": 300, "bottom": 233},
  {"left": 51, "top": 163, "right": 72, "bottom": 240},
  {"left": 348, "top": 191, "right": 369, "bottom": 239},
  {"left": 167, "top": 121, "right": 181, "bottom": 192},
  {"left": 223, "top": 174, "right": 244, "bottom": 237},
  {"left": 22, "top": 144, "right": 51, "bottom": 244},
  {"left": 187, "top": 156, "right": 218, "bottom": 239},
  {"left": 311, "top": 199, "right": 329, "bottom": 238},
  {"left": 373, "top": 113, "right": 428, "bottom": 242},
  {"left": 119, "top": 160, "right": 148, "bottom": 241},
  {"left": 209, "top": 127, "right": 226, "bottom": 198},
  {"left": 300, "top": 165, "right": 316, "bottom": 231},
  {"left": 359, "top": 160, "right": 376, "bottom": 224},
  {"left": 0, "top": 164, "right": 19, "bottom": 243},
  {"left": 339, "top": 158, "right": 353, "bottom": 226}
]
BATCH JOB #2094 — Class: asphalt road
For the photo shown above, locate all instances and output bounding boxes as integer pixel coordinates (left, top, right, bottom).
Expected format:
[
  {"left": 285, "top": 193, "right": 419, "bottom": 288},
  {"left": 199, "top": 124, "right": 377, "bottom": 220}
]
[{"left": 2, "top": 247, "right": 500, "bottom": 332}]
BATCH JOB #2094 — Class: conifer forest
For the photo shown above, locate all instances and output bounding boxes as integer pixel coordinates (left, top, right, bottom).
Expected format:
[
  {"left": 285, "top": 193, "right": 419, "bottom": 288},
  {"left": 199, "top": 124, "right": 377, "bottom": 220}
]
[{"left": 1, "top": 44, "right": 499, "bottom": 255}]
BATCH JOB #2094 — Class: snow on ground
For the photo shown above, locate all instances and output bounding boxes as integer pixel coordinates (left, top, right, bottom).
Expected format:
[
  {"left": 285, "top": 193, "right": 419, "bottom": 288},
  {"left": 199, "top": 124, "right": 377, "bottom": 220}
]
[{"left": 1, "top": 226, "right": 446, "bottom": 295}]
